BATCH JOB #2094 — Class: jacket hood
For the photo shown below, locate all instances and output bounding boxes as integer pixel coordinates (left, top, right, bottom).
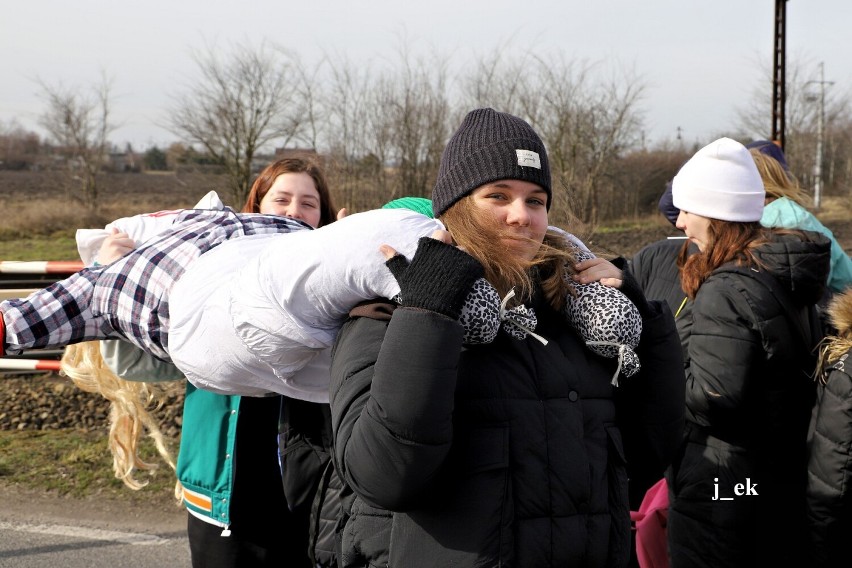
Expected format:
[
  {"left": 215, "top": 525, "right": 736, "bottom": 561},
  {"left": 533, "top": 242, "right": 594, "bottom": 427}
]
[
  {"left": 742, "top": 230, "right": 831, "bottom": 306},
  {"left": 827, "top": 290, "right": 852, "bottom": 337}
]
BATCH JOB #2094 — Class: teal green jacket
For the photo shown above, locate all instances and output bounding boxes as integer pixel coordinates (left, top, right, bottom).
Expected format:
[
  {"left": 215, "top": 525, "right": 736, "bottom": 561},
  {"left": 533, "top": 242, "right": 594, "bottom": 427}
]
[
  {"left": 762, "top": 197, "right": 852, "bottom": 293},
  {"left": 99, "top": 340, "right": 241, "bottom": 527},
  {"left": 176, "top": 384, "right": 240, "bottom": 528}
]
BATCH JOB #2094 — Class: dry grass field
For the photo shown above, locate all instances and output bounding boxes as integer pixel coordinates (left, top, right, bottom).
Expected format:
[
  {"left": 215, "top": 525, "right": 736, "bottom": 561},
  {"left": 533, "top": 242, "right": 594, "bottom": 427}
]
[
  {"left": 0, "top": 170, "right": 232, "bottom": 238},
  {"left": 3, "top": 169, "right": 849, "bottom": 260}
]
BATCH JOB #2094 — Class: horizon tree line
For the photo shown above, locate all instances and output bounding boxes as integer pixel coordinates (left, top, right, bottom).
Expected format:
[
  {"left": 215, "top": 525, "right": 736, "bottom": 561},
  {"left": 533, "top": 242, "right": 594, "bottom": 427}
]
[{"left": 2, "top": 41, "right": 849, "bottom": 224}]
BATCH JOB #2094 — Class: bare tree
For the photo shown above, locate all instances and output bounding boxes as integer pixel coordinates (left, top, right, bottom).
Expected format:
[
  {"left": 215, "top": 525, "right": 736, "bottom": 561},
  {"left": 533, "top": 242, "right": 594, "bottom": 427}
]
[
  {"left": 736, "top": 55, "right": 852, "bottom": 199},
  {"left": 167, "top": 42, "right": 306, "bottom": 205},
  {"left": 454, "top": 51, "right": 645, "bottom": 225},
  {"left": 290, "top": 56, "right": 327, "bottom": 151},
  {"left": 318, "top": 43, "right": 451, "bottom": 212},
  {"left": 37, "top": 73, "right": 115, "bottom": 211},
  {"left": 521, "top": 56, "right": 645, "bottom": 225},
  {"left": 458, "top": 46, "right": 527, "bottom": 117},
  {"left": 0, "top": 119, "right": 41, "bottom": 170},
  {"left": 384, "top": 48, "right": 450, "bottom": 200},
  {"left": 320, "top": 54, "right": 385, "bottom": 212}
]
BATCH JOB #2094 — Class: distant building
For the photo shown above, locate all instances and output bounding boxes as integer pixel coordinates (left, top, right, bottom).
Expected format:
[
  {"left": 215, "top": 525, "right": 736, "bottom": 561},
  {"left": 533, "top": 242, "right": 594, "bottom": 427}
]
[{"left": 107, "top": 151, "right": 140, "bottom": 172}]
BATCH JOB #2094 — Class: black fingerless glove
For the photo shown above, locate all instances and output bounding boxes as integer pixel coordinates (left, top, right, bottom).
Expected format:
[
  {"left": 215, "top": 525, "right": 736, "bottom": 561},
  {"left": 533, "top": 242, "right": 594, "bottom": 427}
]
[
  {"left": 611, "top": 257, "right": 654, "bottom": 319},
  {"left": 386, "top": 237, "right": 484, "bottom": 319}
]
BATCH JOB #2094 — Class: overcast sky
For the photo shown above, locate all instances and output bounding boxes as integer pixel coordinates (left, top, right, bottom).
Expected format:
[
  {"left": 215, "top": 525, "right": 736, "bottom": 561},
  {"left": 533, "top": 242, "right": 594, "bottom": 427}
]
[{"left": 2, "top": 0, "right": 848, "bottom": 151}]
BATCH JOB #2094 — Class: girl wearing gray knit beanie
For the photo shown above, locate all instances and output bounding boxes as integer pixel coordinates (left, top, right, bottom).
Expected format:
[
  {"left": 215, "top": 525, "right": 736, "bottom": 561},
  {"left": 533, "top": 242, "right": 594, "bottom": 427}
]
[
  {"left": 666, "top": 137, "right": 831, "bottom": 567},
  {"left": 328, "top": 107, "right": 686, "bottom": 567}
]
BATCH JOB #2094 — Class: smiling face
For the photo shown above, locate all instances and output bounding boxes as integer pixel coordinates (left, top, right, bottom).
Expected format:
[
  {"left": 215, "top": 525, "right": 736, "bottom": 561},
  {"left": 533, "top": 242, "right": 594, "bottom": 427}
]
[
  {"left": 469, "top": 179, "right": 549, "bottom": 262},
  {"left": 675, "top": 209, "right": 712, "bottom": 251},
  {"left": 258, "top": 172, "right": 322, "bottom": 228}
]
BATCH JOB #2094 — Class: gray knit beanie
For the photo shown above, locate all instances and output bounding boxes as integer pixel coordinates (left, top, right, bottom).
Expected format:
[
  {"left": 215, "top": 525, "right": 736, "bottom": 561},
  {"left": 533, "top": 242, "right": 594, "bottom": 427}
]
[{"left": 432, "top": 108, "right": 551, "bottom": 217}]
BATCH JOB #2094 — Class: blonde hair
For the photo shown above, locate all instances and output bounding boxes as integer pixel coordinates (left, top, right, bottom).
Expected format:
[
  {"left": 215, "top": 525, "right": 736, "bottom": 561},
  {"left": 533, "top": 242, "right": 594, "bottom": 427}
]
[
  {"left": 749, "top": 148, "right": 808, "bottom": 206},
  {"left": 60, "top": 341, "right": 182, "bottom": 499},
  {"left": 440, "top": 195, "right": 577, "bottom": 310},
  {"left": 816, "top": 291, "right": 852, "bottom": 384}
]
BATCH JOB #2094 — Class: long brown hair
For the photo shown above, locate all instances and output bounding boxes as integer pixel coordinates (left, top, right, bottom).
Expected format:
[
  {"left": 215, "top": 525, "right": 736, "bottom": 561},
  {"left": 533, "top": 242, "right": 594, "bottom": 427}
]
[
  {"left": 241, "top": 156, "right": 337, "bottom": 227},
  {"left": 677, "top": 219, "right": 772, "bottom": 298},
  {"left": 440, "top": 195, "right": 576, "bottom": 310}
]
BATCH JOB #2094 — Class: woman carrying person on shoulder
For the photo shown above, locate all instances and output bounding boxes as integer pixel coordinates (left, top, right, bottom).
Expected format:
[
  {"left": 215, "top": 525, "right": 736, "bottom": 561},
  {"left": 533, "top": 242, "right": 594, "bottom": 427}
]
[
  {"left": 666, "top": 137, "right": 831, "bottom": 567},
  {"left": 328, "top": 108, "right": 685, "bottom": 567},
  {"left": 183, "top": 158, "right": 337, "bottom": 568},
  {"left": 180, "top": 156, "right": 339, "bottom": 568},
  {"left": 92, "top": 156, "right": 341, "bottom": 568}
]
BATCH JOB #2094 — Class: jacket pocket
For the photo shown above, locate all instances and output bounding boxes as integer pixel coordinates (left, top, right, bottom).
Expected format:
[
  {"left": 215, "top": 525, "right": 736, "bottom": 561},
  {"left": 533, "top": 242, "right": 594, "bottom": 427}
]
[
  {"left": 281, "top": 436, "right": 329, "bottom": 510},
  {"left": 340, "top": 495, "right": 392, "bottom": 568},
  {"left": 388, "top": 426, "right": 513, "bottom": 567}
]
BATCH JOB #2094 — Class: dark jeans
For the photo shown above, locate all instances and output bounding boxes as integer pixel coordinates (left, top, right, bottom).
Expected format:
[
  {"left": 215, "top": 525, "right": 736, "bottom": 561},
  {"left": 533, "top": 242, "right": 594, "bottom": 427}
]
[
  {"left": 188, "top": 512, "right": 287, "bottom": 568},
  {"left": 187, "top": 395, "right": 312, "bottom": 568}
]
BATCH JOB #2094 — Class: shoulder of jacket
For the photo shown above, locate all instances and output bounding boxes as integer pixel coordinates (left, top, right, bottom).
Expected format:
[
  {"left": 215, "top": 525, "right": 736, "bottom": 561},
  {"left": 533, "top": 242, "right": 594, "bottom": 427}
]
[
  {"left": 827, "top": 351, "right": 851, "bottom": 374},
  {"left": 694, "top": 269, "right": 770, "bottom": 320},
  {"left": 820, "top": 354, "right": 852, "bottom": 402},
  {"left": 702, "top": 268, "right": 762, "bottom": 296},
  {"left": 707, "top": 265, "right": 773, "bottom": 295}
]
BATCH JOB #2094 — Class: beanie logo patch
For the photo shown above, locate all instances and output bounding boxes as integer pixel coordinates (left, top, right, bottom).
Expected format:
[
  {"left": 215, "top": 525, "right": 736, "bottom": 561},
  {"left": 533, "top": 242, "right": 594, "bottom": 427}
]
[{"left": 515, "top": 149, "right": 541, "bottom": 169}]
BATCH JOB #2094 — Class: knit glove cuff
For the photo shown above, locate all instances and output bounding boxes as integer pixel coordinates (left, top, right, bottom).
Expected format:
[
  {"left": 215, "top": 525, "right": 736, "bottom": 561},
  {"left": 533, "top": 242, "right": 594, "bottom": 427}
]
[{"left": 386, "top": 237, "right": 484, "bottom": 319}]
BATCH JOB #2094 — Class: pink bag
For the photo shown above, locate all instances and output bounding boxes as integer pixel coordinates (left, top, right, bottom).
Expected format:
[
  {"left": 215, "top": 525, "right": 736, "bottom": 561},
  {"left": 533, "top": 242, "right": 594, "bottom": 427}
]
[{"left": 630, "top": 478, "right": 670, "bottom": 568}]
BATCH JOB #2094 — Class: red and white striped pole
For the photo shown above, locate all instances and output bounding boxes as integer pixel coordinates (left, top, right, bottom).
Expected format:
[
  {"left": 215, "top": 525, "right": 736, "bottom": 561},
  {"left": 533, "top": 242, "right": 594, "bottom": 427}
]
[
  {"left": 0, "top": 260, "right": 84, "bottom": 274},
  {"left": 1, "top": 260, "right": 81, "bottom": 373},
  {"left": 0, "top": 359, "right": 62, "bottom": 372}
]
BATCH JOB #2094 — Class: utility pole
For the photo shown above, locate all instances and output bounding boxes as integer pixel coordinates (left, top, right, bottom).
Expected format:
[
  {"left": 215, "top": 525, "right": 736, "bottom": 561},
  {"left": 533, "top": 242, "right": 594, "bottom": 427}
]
[
  {"left": 771, "top": 0, "right": 788, "bottom": 151},
  {"left": 806, "top": 62, "right": 834, "bottom": 210}
]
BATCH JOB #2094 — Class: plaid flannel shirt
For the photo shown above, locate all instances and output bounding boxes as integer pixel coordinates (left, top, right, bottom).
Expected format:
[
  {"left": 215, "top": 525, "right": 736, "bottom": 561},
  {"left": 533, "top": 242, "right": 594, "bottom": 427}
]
[{"left": 1, "top": 208, "right": 309, "bottom": 360}]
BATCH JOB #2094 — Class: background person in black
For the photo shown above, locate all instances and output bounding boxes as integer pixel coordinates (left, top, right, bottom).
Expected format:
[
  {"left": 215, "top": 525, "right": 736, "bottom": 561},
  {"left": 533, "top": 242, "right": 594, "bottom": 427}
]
[
  {"left": 806, "top": 288, "right": 852, "bottom": 567},
  {"left": 665, "top": 137, "right": 830, "bottom": 568},
  {"left": 629, "top": 182, "right": 696, "bottom": 316}
]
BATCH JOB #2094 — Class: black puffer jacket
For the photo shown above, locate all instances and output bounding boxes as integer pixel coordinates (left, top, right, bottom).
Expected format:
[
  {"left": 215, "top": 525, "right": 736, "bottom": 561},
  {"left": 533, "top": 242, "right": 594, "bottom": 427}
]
[
  {"left": 279, "top": 398, "right": 343, "bottom": 568},
  {"left": 667, "top": 231, "right": 831, "bottom": 568},
  {"left": 629, "top": 237, "right": 692, "bottom": 315},
  {"left": 330, "top": 283, "right": 684, "bottom": 567},
  {"left": 806, "top": 289, "right": 852, "bottom": 567}
]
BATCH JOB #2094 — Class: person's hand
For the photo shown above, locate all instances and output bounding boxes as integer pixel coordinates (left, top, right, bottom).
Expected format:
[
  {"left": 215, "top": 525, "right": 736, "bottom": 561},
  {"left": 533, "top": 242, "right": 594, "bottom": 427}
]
[
  {"left": 380, "top": 229, "right": 452, "bottom": 260},
  {"left": 572, "top": 257, "right": 623, "bottom": 288},
  {"left": 336, "top": 208, "right": 348, "bottom": 220},
  {"left": 381, "top": 232, "right": 483, "bottom": 319},
  {"left": 97, "top": 228, "right": 136, "bottom": 265}
]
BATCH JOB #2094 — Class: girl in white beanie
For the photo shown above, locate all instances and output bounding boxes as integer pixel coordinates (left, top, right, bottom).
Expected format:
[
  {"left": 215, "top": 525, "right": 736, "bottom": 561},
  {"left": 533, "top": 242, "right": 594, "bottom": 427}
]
[{"left": 666, "top": 137, "right": 831, "bottom": 567}]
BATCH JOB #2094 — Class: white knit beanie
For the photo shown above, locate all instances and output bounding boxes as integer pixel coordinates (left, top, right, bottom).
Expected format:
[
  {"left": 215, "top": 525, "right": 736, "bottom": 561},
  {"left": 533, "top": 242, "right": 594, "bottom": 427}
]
[{"left": 672, "top": 137, "right": 765, "bottom": 222}]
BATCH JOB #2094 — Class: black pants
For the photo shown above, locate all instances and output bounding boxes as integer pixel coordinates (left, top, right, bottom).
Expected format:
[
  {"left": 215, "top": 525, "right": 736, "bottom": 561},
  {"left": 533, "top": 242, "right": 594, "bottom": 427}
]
[
  {"left": 188, "top": 512, "right": 287, "bottom": 568},
  {"left": 187, "top": 395, "right": 312, "bottom": 568}
]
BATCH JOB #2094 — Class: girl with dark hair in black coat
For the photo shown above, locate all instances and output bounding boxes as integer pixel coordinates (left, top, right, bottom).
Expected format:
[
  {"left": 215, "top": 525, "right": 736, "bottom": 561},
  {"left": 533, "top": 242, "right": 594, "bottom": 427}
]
[{"left": 667, "top": 137, "right": 831, "bottom": 568}]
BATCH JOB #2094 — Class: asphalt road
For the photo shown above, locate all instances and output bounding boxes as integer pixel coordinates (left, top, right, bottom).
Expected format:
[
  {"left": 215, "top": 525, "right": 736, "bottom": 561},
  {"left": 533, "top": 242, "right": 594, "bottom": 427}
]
[
  {"left": 0, "top": 521, "right": 190, "bottom": 568},
  {"left": 0, "top": 485, "right": 190, "bottom": 567}
]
